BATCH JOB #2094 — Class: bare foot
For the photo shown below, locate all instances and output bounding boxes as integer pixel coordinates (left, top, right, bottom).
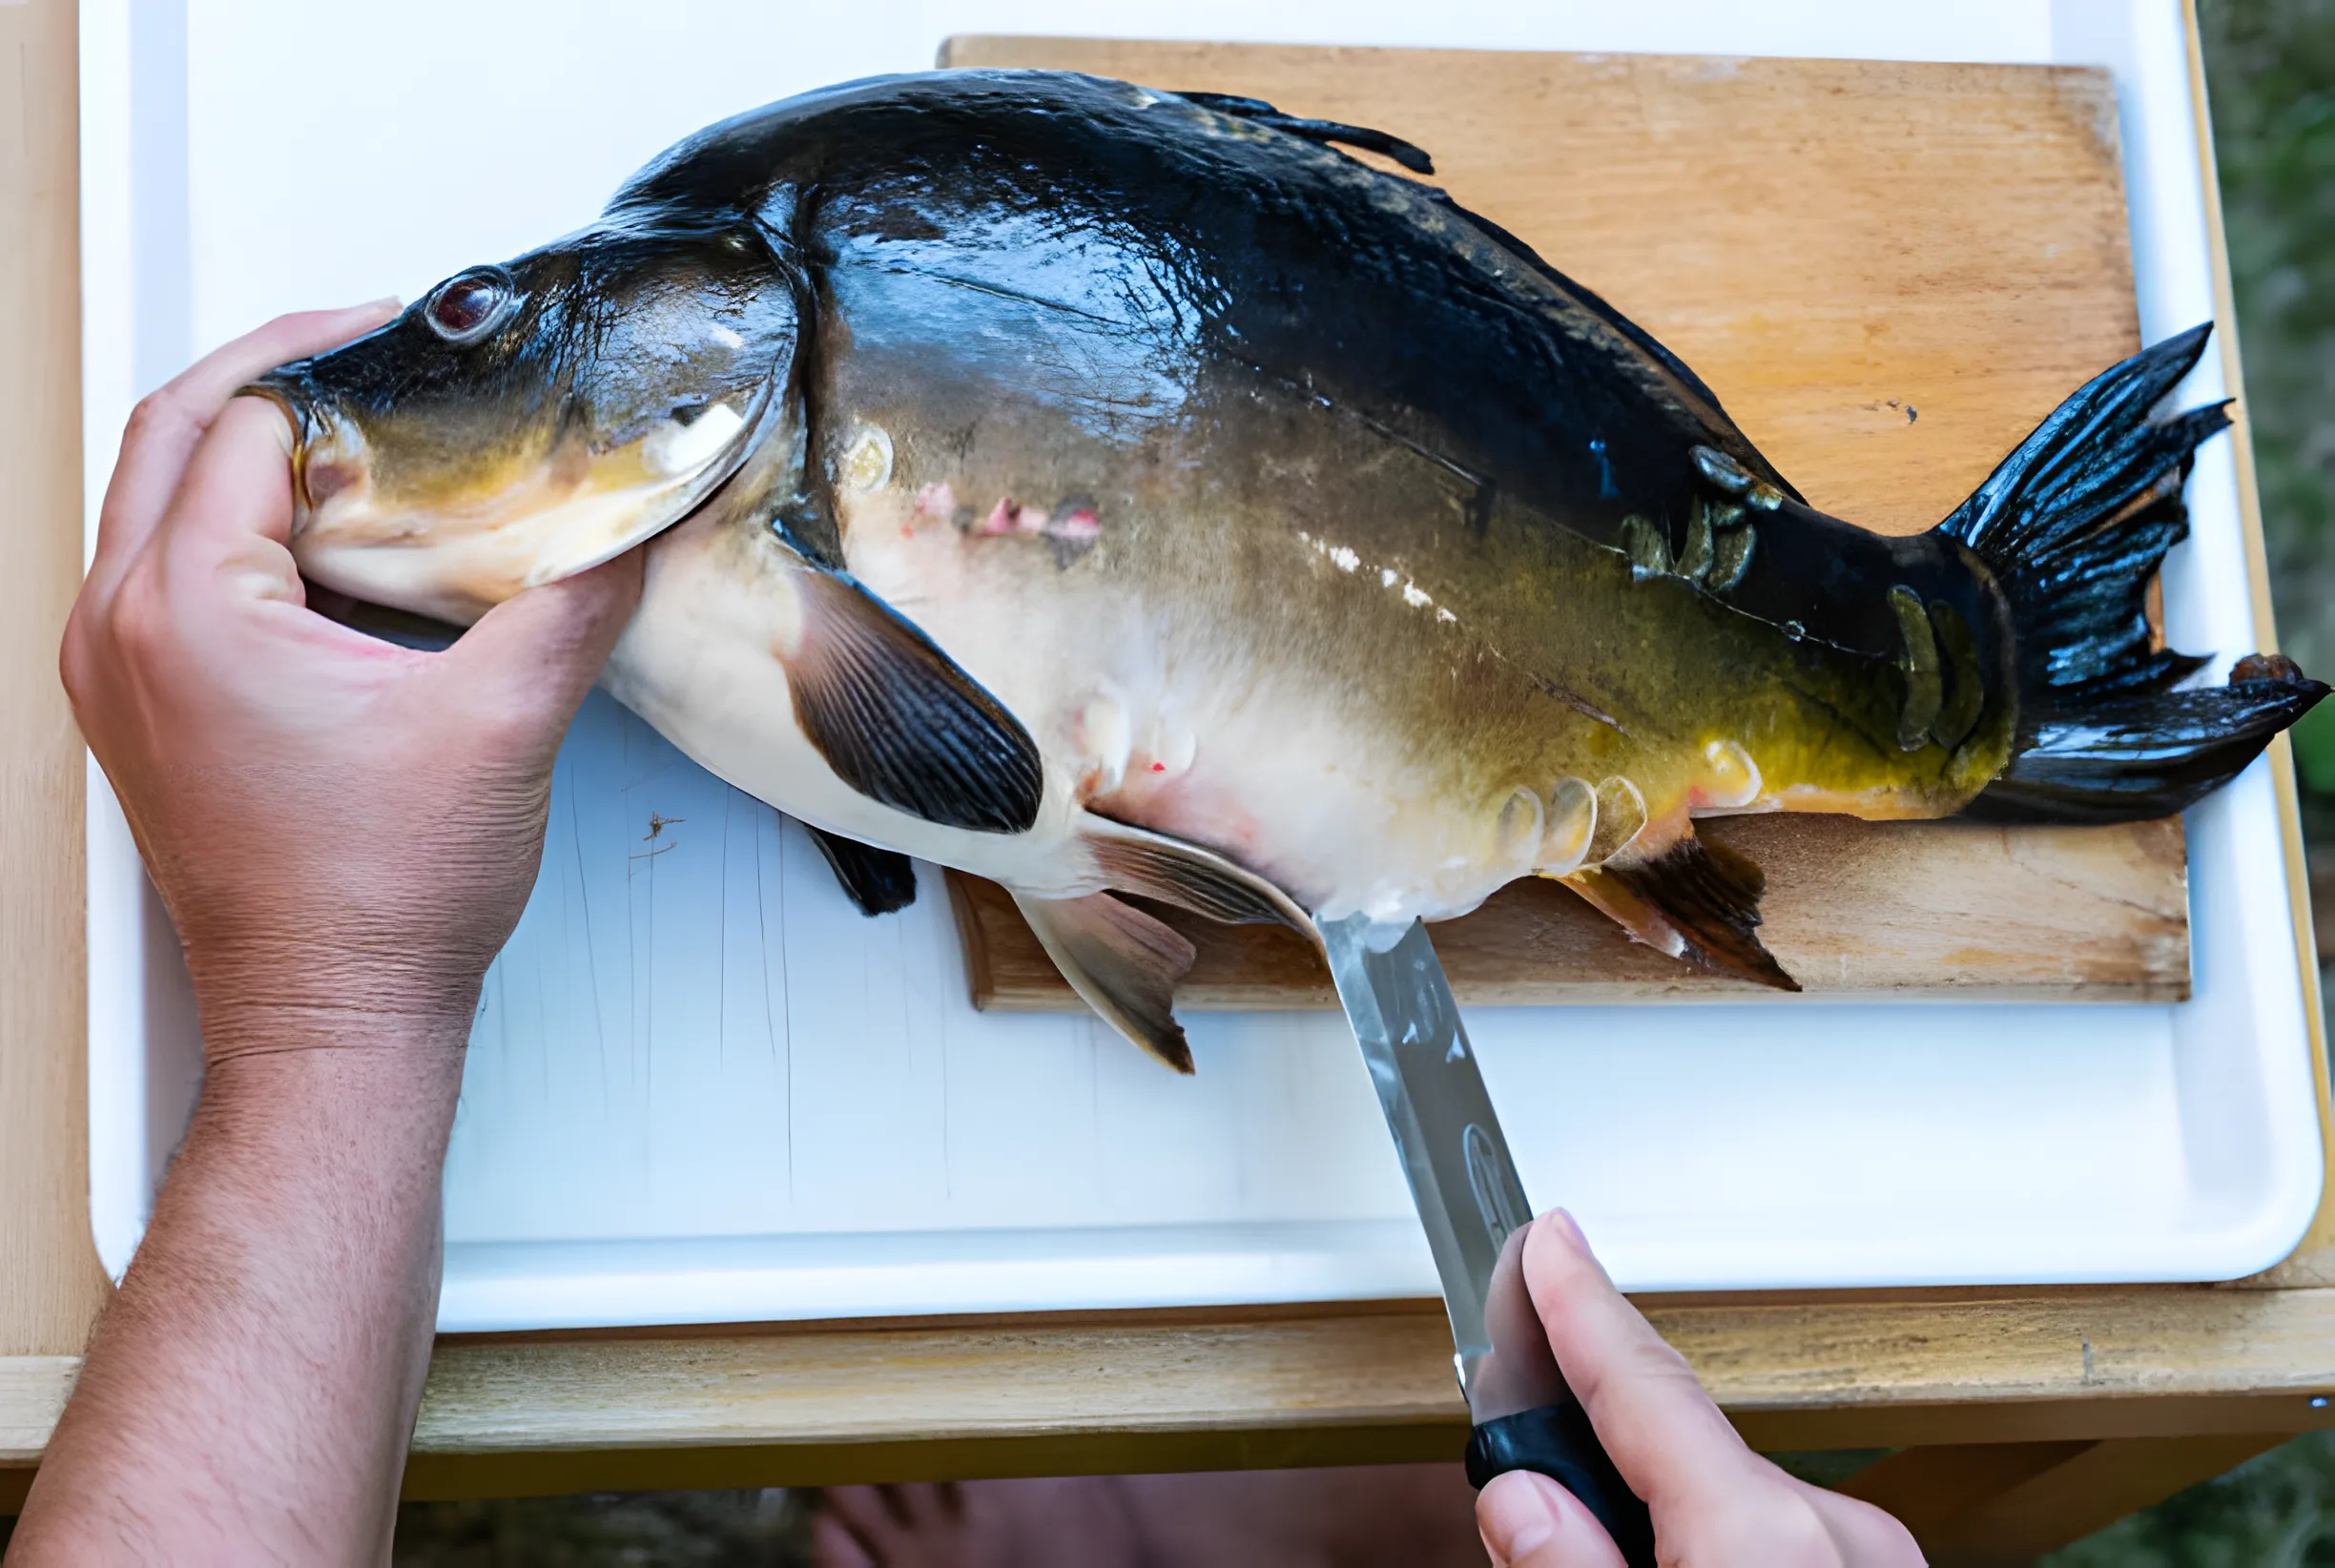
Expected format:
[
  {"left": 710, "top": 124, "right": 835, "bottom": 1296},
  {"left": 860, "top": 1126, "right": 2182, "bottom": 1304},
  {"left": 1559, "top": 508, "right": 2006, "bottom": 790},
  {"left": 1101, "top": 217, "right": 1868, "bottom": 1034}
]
[
  {"left": 812, "top": 1465, "right": 1486, "bottom": 1567},
  {"left": 814, "top": 1477, "right": 1145, "bottom": 1568}
]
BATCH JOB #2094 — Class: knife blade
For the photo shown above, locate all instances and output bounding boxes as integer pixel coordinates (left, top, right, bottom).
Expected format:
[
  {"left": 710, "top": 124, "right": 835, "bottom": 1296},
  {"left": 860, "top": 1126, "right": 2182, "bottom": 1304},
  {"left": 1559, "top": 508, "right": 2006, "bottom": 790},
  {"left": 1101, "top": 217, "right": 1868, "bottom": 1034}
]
[{"left": 1319, "top": 913, "right": 1656, "bottom": 1566}]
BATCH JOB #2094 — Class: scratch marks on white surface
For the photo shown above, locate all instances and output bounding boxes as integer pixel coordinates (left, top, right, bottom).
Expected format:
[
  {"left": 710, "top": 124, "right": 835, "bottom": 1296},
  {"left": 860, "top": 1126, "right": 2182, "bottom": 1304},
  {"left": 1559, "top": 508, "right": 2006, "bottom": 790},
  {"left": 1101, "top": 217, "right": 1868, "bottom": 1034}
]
[
  {"left": 565, "top": 755, "right": 609, "bottom": 1116},
  {"left": 442, "top": 691, "right": 1422, "bottom": 1266},
  {"left": 716, "top": 792, "right": 730, "bottom": 1066},
  {"left": 755, "top": 795, "right": 796, "bottom": 1203}
]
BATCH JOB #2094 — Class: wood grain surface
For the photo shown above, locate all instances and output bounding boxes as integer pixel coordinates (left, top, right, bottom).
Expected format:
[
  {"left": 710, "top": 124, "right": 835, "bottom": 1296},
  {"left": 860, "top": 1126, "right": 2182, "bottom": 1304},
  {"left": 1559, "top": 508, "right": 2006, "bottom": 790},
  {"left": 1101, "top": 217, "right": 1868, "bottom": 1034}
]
[
  {"left": 953, "top": 815, "right": 2190, "bottom": 1006},
  {"left": 0, "top": 0, "right": 111, "bottom": 1360},
  {"left": 940, "top": 36, "right": 2197, "bottom": 1007},
  {"left": 365, "top": 1279, "right": 2335, "bottom": 1489}
]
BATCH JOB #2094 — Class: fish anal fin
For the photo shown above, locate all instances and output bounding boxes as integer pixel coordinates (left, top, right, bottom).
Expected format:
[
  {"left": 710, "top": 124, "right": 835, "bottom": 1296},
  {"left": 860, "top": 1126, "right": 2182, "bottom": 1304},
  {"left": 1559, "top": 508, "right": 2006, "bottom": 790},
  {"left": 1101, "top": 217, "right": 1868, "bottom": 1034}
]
[
  {"left": 1082, "top": 817, "right": 1317, "bottom": 937},
  {"left": 786, "top": 567, "right": 1044, "bottom": 835},
  {"left": 1561, "top": 834, "right": 1799, "bottom": 992},
  {"left": 1014, "top": 890, "right": 1198, "bottom": 1073},
  {"left": 805, "top": 823, "right": 919, "bottom": 917}
]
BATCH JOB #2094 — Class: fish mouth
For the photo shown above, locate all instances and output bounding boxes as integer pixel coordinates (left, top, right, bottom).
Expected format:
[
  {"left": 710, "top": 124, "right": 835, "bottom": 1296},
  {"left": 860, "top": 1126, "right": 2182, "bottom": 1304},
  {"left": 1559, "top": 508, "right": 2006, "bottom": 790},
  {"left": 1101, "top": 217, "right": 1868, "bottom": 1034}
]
[
  {"left": 239, "top": 372, "right": 351, "bottom": 534},
  {"left": 254, "top": 371, "right": 776, "bottom": 625}
]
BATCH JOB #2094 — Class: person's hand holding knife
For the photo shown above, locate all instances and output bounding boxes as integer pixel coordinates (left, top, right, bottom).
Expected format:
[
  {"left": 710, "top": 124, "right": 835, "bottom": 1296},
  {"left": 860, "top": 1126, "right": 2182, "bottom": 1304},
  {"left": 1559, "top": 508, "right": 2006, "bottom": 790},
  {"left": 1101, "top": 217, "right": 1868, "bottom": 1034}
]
[{"left": 1475, "top": 1211, "right": 1922, "bottom": 1567}]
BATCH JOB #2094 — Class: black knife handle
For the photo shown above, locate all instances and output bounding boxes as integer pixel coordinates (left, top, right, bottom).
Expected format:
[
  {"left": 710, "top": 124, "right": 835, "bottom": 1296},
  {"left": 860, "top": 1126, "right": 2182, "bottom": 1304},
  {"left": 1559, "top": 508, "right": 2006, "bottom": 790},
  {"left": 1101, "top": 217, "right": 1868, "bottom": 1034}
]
[{"left": 1467, "top": 1403, "right": 1656, "bottom": 1567}]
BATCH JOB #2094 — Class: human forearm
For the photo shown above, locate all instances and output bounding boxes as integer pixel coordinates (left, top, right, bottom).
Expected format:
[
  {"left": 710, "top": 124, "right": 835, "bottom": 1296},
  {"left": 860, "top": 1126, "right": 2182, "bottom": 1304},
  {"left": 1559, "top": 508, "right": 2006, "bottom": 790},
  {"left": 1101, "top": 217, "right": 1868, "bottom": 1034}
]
[
  {"left": 14, "top": 306, "right": 635, "bottom": 1564},
  {"left": 12, "top": 1014, "right": 468, "bottom": 1565}
]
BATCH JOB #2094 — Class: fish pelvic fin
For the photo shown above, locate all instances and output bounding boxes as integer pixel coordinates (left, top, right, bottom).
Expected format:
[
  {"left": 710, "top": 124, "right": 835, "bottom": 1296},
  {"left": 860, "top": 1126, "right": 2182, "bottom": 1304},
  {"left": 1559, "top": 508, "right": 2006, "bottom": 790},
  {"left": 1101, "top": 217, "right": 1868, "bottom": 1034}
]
[
  {"left": 1560, "top": 832, "right": 1800, "bottom": 992},
  {"left": 1940, "top": 324, "right": 2328, "bottom": 822},
  {"left": 805, "top": 823, "right": 920, "bottom": 917},
  {"left": 1013, "top": 890, "right": 1198, "bottom": 1074},
  {"left": 1079, "top": 815, "right": 1319, "bottom": 939},
  {"left": 785, "top": 566, "right": 1044, "bottom": 835}
]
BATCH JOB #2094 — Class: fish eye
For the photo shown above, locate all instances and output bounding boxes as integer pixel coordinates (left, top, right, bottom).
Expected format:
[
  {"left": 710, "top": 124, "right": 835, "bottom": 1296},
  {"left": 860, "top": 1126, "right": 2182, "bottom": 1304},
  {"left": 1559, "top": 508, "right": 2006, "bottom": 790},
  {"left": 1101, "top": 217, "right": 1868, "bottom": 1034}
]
[{"left": 423, "top": 266, "right": 518, "bottom": 344}]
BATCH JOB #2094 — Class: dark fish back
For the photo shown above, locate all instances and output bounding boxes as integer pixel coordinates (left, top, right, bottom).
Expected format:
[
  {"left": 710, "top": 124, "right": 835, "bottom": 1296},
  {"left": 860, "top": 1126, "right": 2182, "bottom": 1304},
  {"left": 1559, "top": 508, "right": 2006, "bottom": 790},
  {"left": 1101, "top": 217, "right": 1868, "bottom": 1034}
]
[{"left": 613, "top": 71, "right": 1985, "bottom": 681}]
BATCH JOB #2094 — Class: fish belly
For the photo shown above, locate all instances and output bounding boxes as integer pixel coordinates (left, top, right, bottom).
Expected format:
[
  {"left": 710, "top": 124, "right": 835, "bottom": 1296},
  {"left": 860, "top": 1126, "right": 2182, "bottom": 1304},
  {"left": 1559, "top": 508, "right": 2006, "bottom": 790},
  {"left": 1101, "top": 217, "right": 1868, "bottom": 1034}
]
[
  {"left": 604, "top": 506, "right": 1099, "bottom": 896},
  {"left": 607, "top": 493, "right": 1543, "bottom": 923}
]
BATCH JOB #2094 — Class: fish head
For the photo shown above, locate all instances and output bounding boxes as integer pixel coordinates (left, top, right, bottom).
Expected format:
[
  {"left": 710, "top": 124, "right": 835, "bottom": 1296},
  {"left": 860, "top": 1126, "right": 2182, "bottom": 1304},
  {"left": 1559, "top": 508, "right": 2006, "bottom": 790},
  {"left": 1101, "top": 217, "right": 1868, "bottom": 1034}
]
[{"left": 248, "top": 223, "right": 799, "bottom": 624}]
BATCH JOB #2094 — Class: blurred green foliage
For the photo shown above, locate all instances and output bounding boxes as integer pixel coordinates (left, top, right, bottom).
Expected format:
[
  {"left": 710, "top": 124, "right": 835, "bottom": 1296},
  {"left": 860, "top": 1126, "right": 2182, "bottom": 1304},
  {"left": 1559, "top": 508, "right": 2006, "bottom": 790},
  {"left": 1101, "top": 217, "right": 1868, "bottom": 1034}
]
[
  {"left": 2201, "top": 0, "right": 2335, "bottom": 802},
  {"left": 2044, "top": 1433, "right": 2335, "bottom": 1567},
  {"left": 392, "top": 1490, "right": 812, "bottom": 1568},
  {"left": 2206, "top": 0, "right": 2335, "bottom": 674}
]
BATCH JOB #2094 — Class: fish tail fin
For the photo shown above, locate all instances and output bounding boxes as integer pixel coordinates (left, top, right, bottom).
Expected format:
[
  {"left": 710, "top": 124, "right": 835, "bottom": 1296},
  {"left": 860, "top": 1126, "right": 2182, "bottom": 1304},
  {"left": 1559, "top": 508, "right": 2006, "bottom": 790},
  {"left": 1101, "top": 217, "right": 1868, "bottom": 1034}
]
[{"left": 1940, "top": 323, "right": 2327, "bottom": 822}]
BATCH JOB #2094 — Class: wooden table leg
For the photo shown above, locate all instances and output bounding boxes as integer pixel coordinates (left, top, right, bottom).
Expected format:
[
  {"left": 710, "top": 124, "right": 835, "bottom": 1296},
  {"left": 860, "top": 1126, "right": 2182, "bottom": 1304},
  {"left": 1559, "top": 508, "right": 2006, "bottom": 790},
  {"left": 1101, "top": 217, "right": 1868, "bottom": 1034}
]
[
  {"left": 1833, "top": 1440, "right": 2095, "bottom": 1538},
  {"left": 1841, "top": 1433, "right": 2291, "bottom": 1564}
]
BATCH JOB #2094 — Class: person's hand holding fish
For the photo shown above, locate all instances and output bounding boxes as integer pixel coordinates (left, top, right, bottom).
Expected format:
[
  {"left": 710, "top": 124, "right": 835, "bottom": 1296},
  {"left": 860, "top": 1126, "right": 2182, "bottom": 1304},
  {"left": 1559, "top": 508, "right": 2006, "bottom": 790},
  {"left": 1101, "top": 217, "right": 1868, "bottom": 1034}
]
[
  {"left": 1475, "top": 1214, "right": 1921, "bottom": 1567},
  {"left": 20, "top": 305, "right": 639, "bottom": 1566},
  {"left": 61, "top": 304, "right": 641, "bottom": 1046}
]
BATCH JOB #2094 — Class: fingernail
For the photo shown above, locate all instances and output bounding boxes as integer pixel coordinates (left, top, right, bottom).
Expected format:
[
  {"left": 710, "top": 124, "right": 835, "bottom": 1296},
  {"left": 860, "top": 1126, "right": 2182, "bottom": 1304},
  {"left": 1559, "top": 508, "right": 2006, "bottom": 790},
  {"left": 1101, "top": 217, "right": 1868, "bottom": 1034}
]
[
  {"left": 361, "top": 296, "right": 403, "bottom": 315},
  {"left": 1478, "top": 1471, "right": 1562, "bottom": 1564},
  {"left": 1544, "top": 1207, "right": 1588, "bottom": 1252}
]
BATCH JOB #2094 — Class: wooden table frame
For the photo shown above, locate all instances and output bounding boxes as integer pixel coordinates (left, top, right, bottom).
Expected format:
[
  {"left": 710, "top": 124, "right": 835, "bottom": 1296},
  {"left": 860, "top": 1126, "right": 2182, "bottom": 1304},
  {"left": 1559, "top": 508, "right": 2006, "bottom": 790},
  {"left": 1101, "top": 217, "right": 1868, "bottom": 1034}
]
[{"left": 3, "top": 4, "right": 2326, "bottom": 1559}]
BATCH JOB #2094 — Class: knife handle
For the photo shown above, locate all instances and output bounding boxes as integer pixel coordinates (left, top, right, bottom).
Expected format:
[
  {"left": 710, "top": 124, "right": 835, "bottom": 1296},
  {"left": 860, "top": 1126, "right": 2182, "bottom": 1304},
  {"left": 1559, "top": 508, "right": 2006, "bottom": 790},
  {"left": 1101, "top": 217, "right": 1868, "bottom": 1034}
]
[{"left": 1467, "top": 1402, "right": 1657, "bottom": 1567}]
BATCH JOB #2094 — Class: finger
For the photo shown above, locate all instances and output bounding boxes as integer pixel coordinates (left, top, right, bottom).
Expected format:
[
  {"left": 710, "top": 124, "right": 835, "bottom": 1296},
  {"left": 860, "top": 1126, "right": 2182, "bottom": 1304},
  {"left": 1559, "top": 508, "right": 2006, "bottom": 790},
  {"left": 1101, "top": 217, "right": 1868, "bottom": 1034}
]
[
  {"left": 811, "top": 1508, "right": 881, "bottom": 1568},
  {"left": 1523, "top": 1209, "right": 1761, "bottom": 1518},
  {"left": 74, "top": 396, "right": 320, "bottom": 700},
  {"left": 1804, "top": 1483, "right": 1926, "bottom": 1565},
  {"left": 887, "top": 1481, "right": 961, "bottom": 1525},
  {"left": 434, "top": 550, "right": 645, "bottom": 745},
  {"left": 89, "top": 300, "right": 399, "bottom": 600},
  {"left": 119, "top": 397, "right": 346, "bottom": 664},
  {"left": 826, "top": 1483, "right": 905, "bottom": 1558},
  {"left": 1477, "top": 1471, "right": 1625, "bottom": 1568},
  {"left": 160, "top": 396, "right": 303, "bottom": 558}
]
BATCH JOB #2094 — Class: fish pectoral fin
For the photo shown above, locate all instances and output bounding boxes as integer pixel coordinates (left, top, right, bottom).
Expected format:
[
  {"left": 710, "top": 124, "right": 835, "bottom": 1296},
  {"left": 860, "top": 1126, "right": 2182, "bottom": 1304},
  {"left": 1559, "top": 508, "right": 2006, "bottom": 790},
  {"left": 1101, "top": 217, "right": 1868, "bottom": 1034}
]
[
  {"left": 785, "top": 567, "right": 1044, "bottom": 836},
  {"left": 1560, "top": 834, "right": 1800, "bottom": 993},
  {"left": 1081, "top": 817, "right": 1318, "bottom": 938},
  {"left": 804, "top": 823, "right": 919, "bottom": 917},
  {"left": 1014, "top": 890, "right": 1199, "bottom": 1074}
]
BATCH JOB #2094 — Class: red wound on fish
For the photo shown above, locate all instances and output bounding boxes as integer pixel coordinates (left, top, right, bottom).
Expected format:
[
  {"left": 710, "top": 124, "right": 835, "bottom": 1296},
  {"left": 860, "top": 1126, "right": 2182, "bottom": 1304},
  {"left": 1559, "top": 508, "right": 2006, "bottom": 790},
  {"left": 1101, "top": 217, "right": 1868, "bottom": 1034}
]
[{"left": 981, "top": 497, "right": 1046, "bottom": 536}]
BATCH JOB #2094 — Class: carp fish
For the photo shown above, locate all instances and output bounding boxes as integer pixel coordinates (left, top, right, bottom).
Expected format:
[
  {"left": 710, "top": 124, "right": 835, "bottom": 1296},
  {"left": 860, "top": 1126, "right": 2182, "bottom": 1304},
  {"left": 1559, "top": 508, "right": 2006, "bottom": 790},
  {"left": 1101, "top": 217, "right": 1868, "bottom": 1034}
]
[{"left": 251, "top": 71, "right": 2325, "bottom": 1071}]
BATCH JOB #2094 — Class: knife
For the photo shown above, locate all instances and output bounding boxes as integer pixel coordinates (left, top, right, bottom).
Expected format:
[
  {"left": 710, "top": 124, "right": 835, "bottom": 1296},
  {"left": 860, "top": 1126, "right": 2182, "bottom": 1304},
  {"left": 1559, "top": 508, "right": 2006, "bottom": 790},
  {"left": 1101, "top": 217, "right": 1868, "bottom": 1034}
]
[{"left": 1320, "top": 913, "right": 1658, "bottom": 1566}]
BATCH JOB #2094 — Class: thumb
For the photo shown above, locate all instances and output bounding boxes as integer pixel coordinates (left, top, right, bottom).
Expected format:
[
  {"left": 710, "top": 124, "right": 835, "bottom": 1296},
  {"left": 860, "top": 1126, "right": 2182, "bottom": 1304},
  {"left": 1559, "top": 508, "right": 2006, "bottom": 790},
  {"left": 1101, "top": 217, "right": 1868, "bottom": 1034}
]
[
  {"left": 435, "top": 550, "right": 645, "bottom": 746},
  {"left": 1477, "top": 1471, "right": 1625, "bottom": 1568}
]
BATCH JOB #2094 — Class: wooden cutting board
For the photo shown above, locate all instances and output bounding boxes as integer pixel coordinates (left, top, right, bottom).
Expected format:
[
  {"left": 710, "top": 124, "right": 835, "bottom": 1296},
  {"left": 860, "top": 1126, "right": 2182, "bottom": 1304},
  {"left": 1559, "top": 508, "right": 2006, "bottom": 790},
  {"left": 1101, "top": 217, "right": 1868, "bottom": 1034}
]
[{"left": 939, "top": 36, "right": 2192, "bottom": 1005}]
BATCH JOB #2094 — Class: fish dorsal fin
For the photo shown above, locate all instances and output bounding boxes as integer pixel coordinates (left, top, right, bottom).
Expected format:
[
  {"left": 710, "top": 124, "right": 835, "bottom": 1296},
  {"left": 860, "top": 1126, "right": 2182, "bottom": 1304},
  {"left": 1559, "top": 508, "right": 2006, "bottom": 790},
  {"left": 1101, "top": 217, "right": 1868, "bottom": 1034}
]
[
  {"left": 1173, "top": 92, "right": 1436, "bottom": 175},
  {"left": 1013, "top": 890, "right": 1199, "bottom": 1073},
  {"left": 804, "top": 823, "right": 920, "bottom": 916},
  {"left": 785, "top": 566, "right": 1044, "bottom": 835},
  {"left": 1560, "top": 832, "right": 1800, "bottom": 992},
  {"left": 1082, "top": 816, "right": 1317, "bottom": 936}
]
